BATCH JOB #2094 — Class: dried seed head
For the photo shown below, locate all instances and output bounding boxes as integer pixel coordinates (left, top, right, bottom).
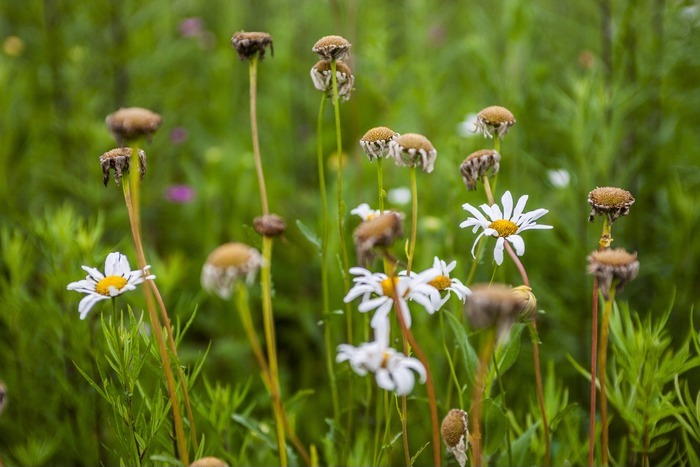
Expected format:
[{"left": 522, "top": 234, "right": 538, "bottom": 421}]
[
  {"left": 310, "top": 60, "right": 355, "bottom": 101},
  {"left": 312, "top": 35, "right": 351, "bottom": 61},
  {"left": 254, "top": 213, "right": 287, "bottom": 237},
  {"left": 588, "top": 186, "right": 635, "bottom": 224},
  {"left": 201, "top": 242, "right": 263, "bottom": 299},
  {"left": 359, "top": 126, "right": 398, "bottom": 161},
  {"left": 99, "top": 147, "right": 146, "bottom": 186},
  {"left": 354, "top": 211, "right": 404, "bottom": 266},
  {"left": 441, "top": 409, "right": 469, "bottom": 467},
  {"left": 389, "top": 133, "right": 437, "bottom": 173},
  {"left": 465, "top": 283, "right": 521, "bottom": 339},
  {"left": 474, "top": 105, "right": 516, "bottom": 139},
  {"left": 460, "top": 149, "right": 501, "bottom": 190},
  {"left": 106, "top": 107, "right": 162, "bottom": 146},
  {"left": 189, "top": 457, "right": 229, "bottom": 467},
  {"left": 231, "top": 31, "right": 273, "bottom": 60},
  {"left": 511, "top": 285, "right": 538, "bottom": 321},
  {"left": 587, "top": 248, "right": 639, "bottom": 299}
]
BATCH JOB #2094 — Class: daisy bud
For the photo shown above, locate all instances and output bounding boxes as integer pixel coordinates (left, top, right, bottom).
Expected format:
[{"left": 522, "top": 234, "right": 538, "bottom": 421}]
[
  {"left": 389, "top": 133, "right": 437, "bottom": 173},
  {"left": 231, "top": 31, "right": 273, "bottom": 60},
  {"left": 99, "top": 147, "right": 146, "bottom": 187},
  {"left": 310, "top": 60, "right": 355, "bottom": 101},
  {"left": 254, "top": 213, "right": 286, "bottom": 237},
  {"left": 190, "top": 457, "right": 229, "bottom": 467},
  {"left": 474, "top": 105, "right": 516, "bottom": 139},
  {"left": 587, "top": 248, "right": 639, "bottom": 299},
  {"left": 460, "top": 149, "right": 501, "bottom": 190},
  {"left": 465, "top": 283, "right": 521, "bottom": 339},
  {"left": 441, "top": 409, "right": 469, "bottom": 467},
  {"left": 312, "top": 35, "right": 351, "bottom": 61},
  {"left": 354, "top": 211, "right": 404, "bottom": 266},
  {"left": 201, "top": 243, "right": 263, "bottom": 300},
  {"left": 106, "top": 107, "right": 162, "bottom": 146},
  {"left": 511, "top": 285, "right": 538, "bottom": 321},
  {"left": 587, "top": 186, "right": 635, "bottom": 224},
  {"left": 360, "top": 126, "right": 398, "bottom": 161}
]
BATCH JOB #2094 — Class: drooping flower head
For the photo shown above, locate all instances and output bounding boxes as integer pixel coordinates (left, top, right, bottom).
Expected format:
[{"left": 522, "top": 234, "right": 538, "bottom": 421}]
[
  {"left": 254, "top": 213, "right": 287, "bottom": 237},
  {"left": 460, "top": 149, "right": 501, "bottom": 191},
  {"left": 106, "top": 107, "right": 162, "bottom": 146},
  {"left": 389, "top": 133, "right": 437, "bottom": 173},
  {"left": 424, "top": 257, "right": 471, "bottom": 311},
  {"left": 312, "top": 35, "right": 351, "bottom": 61},
  {"left": 100, "top": 147, "right": 146, "bottom": 187},
  {"left": 460, "top": 190, "right": 552, "bottom": 265},
  {"left": 353, "top": 211, "right": 404, "bottom": 266},
  {"left": 359, "top": 126, "right": 398, "bottom": 161},
  {"left": 201, "top": 242, "right": 263, "bottom": 299},
  {"left": 511, "top": 285, "right": 538, "bottom": 321},
  {"left": 310, "top": 60, "right": 354, "bottom": 101},
  {"left": 588, "top": 186, "right": 635, "bottom": 224},
  {"left": 587, "top": 248, "right": 639, "bottom": 299},
  {"left": 465, "top": 283, "right": 522, "bottom": 339},
  {"left": 67, "top": 252, "right": 154, "bottom": 320},
  {"left": 441, "top": 408, "right": 469, "bottom": 467},
  {"left": 231, "top": 31, "right": 273, "bottom": 60},
  {"left": 474, "top": 105, "right": 515, "bottom": 139}
]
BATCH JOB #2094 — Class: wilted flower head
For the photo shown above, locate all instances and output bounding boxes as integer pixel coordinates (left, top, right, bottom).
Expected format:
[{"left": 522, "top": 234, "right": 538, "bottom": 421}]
[
  {"left": 310, "top": 60, "right": 354, "bottom": 101},
  {"left": 460, "top": 149, "right": 501, "bottom": 191},
  {"left": 359, "top": 126, "right": 398, "bottom": 161},
  {"left": 353, "top": 211, "right": 404, "bottom": 265},
  {"left": 231, "top": 31, "right": 273, "bottom": 60},
  {"left": 465, "top": 283, "right": 521, "bottom": 338},
  {"left": 587, "top": 248, "right": 639, "bottom": 299},
  {"left": 511, "top": 285, "right": 538, "bottom": 321},
  {"left": 389, "top": 133, "right": 437, "bottom": 173},
  {"left": 312, "top": 35, "right": 351, "bottom": 61},
  {"left": 588, "top": 186, "right": 635, "bottom": 224},
  {"left": 106, "top": 107, "right": 162, "bottom": 146},
  {"left": 100, "top": 147, "right": 146, "bottom": 187},
  {"left": 474, "top": 105, "right": 516, "bottom": 139},
  {"left": 201, "top": 242, "right": 263, "bottom": 299},
  {"left": 67, "top": 252, "right": 154, "bottom": 320},
  {"left": 254, "top": 213, "right": 286, "bottom": 237},
  {"left": 441, "top": 409, "right": 469, "bottom": 467}
]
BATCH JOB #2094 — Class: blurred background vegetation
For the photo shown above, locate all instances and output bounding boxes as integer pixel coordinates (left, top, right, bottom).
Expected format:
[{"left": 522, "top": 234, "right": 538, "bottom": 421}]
[{"left": 1, "top": 0, "right": 699, "bottom": 465}]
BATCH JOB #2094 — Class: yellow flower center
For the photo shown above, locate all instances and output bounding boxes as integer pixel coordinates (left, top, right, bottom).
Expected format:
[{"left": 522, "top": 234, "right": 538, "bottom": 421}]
[
  {"left": 488, "top": 219, "right": 518, "bottom": 237},
  {"left": 428, "top": 275, "right": 451, "bottom": 291},
  {"left": 381, "top": 351, "right": 391, "bottom": 368},
  {"left": 95, "top": 276, "right": 128, "bottom": 296},
  {"left": 380, "top": 277, "right": 400, "bottom": 297}
]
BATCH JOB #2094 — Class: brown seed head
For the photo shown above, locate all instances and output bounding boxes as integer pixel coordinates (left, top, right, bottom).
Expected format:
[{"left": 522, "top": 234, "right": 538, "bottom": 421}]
[
  {"left": 460, "top": 149, "right": 501, "bottom": 190},
  {"left": 359, "top": 126, "right": 398, "bottom": 161},
  {"left": 465, "top": 283, "right": 521, "bottom": 338},
  {"left": 389, "top": 133, "right": 437, "bottom": 173},
  {"left": 475, "top": 105, "right": 516, "bottom": 139},
  {"left": 511, "top": 285, "right": 538, "bottom": 321},
  {"left": 190, "top": 457, "right": 229, "bottom": 467},
  {"left": 354, "top": 211, "right": 404, "bottom": 266},
  {"left": 106, "top": 107, "right": 162, "bottom": 146},
  {"left": 310, "top": 60, "right": 355, "bottom": 101},
  {"left": 201, "top": 242, "right": 263, "bottom": 299},
  {"left": 441, "top": 408, "right": 469, "bottom": 467},
  {"left": 254, "top": 213, "right": 287, "bottom": 237},
  {"left": 588, "top": 186, "right": 635, "bottom": 223},
  {"left": 587, "top": 248, "right": 639, "bottom": 299},
  {"left": 99, "top": 147, "right": 146, "bottom": 186},
  {"left": 231, "top": 31, "right": 273, "bottom": 60},
  {"left": 312, "top": 35, "right": 351, "bottom": 61}
]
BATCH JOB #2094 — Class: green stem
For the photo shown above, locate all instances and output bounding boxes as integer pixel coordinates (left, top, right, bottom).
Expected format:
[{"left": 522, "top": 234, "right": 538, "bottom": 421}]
[
  {"left": 491, "top": 352, "right": 512, "bottom": 467},
  {"left": 471, "top": 328, "right": 497, "bottom": 467},
  {"left": 598, "top": 284, "right": 616, "bottom": 467},
  {"left": 249, "top": 54, "right": 269, "bottom": 215},
  {"left": 377, "top": 157, "right": 385, "bottom": 213},
  {"left": 407, "top": 167, "right": 418, "bottom": 273}
]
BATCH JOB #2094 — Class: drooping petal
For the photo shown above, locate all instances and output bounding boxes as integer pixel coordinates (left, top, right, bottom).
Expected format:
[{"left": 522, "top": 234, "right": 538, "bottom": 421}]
[
  {"left": 375, "top": 369, "right": 395, "bottom": 392},
  {"left": 507, "top": 234, "right": 526, "bottom": 256},
  {"left": 66, "top": 279, "right": 97, "bottom": 293},
  {"left": 493, "top": 237, "right": 505, "bottom": 265},
  {"left": 470, "top": 231, "right": 488, "bottom": 259},
  {"left": 391, "top": 368, "right": 416, "bottom": 396},
  {"left": 78, "top": 294, "right": 108, "bottom": 320},
  {"left": 358, "top": 296, "right": 388, "bottom": 313}
]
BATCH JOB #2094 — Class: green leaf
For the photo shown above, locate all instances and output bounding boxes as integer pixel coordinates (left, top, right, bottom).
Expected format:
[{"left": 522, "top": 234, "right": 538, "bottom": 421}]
[
  {"left": 550, "top": 403, "right": 579, "bottom": 431},
  {"left": 232, "top": 413, "right": 277, "bottom": 450},
  {"left": 483, "top": 398, "right": 508, "bottom": 456},
  {"left": 409, "top": 441, "right": 430, "bottom": 466},
  {"left": 494, "top": 323, "right": 525, "bottom": 375},
  {"left": 446, "top": 311, "right": 478, "bottom": 386},
  {"left": 510, "top": 421, "right": 539, "bottom": 467},
  {"left": 296, "top": 219, "right": 321, "bottom": 251}
]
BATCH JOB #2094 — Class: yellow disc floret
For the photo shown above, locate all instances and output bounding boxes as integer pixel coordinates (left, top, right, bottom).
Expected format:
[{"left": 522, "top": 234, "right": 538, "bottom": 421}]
[
  {"left": 429, "top": 275, "right": 451, "bottom": 291},
  {"left": 488, "top": 219, "right": 518, "bottom": 237},
  {"left": 381, "top": 277, "right": 400, "bottom": 297},
  {"left": 95, "top": 276, "right": 128, "bottom": 296}
]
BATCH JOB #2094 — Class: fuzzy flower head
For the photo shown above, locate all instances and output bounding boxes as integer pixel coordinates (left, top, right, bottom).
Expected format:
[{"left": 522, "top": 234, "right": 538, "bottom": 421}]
[
  {"left": 389, "top": 133, "right": 437, "bottom": 173},
  {"left": 100, "top": 147, "right": 146, "bottom": 187},
  {"left": 359, "top": 126, "right": 398, "bottom": 161},
  {"left": 231, "top": 31, "right": 273, "bottom": 60},
  {"left": 511, "top": 285, "right": 538, "bottom": 321},
  {"left": 67, "top": 252, "right": 154, "bottom": 320},
  {"left": 460, "top": 149, "right": 501, "bottom": 191},
  {"left": 353, "top": 211, "right": 404, "bottom": 266},
  {"left": 441, "top": 409, "right": 469, "bottom": 467},
  {"left": 424, "top": 257, "right": 471, "bottom": 311},
  {"left": 254, "top": 213, "right": 286, "bottom": 237},
  {"left": 201, "top": 242, "right": 263, "bottom": 299},
  {"left": 460, "top": 190, "right": 552, "bottom": 265},
  {"left": 310, "top": 60, "right": 354, "bottom": 101},
  {"left": 312, "top": 35, "right": 351, "bottom": 61},
  {"left": 588, "top": 186, "right": 635, "bottom": 224},
  {"left": 587, "top": 248, "right": 639, "bottom": 299},
  {"left": 465, "top": 283, "right": 522, "bottom": 339},
  {"left": 106, "top": 107, "right": 162, "bottom": 146},
  {"left": 351, "top": 203, "right": 382, "bottom": 221},
  {"left": 474, "top": 105, "right": 516, "bottom": 139}
]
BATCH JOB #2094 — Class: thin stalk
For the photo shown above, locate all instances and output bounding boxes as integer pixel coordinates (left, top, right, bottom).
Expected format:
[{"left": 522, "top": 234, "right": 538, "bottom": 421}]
[
  {"left": 491, "top": 352, "right": 512, "bottom": 467},
  {"left": 407, "top": 167, "right": 418, "bottom": 272},
  {"left": 377, "top": 157, "right": 385, "bottom": 213},
  {"left": 440, "top": 310, "right": 464, "bottom": 408},
  {"left": 493, "top": 135, "right": 501, "bottom": 154},
  {"left": 598, "top": 284, "right": 616, "bottom": 467},
  {"left": 89, "top": 312, "right": 107, "bottom": 465},
  {"left": 471, "top": 328, "right": 496, "bottom": 467},
  {"left": 482, "top": 175, "right": 495, "bottom": 206},
  {"left": 466, "top": 236, "right": 486, "bottom": 286},
  {"left": 122, "top": 171, "right": 189, "bottom": 465},
  {"left": 249, "top": 54, "right": 269, "bottom": 215},
  {"left": 316, "top": 94, "right": 340, "bottom": 423}
]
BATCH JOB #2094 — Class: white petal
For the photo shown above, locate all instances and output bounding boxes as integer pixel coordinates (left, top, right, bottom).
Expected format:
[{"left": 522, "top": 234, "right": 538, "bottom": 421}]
[
  {"left": 78, "top": 293, "right": 107, "bottom": 319},
  {"left": 67, "top": 279, "right": 96, "bottom": 293},
  {"left": 512, "top": 194, "right": 529, "bottom": 219},
  {"left": 105, "top": 252, "right": 130, "bottom": 277},
  {"left": 81, "top": 266, "right": 104, "bottom": 281},
  {"left": 508, "top": 235, "right": 526, "bottom": 256},
  {"left": 461, "top": 203, "right": 490, "bottom": 225},
  {"left": 493, "top": 237, "right": 505, "bottom": 265},
  {"left": 375, "top": 369, "right": 394, "bottom": 392},
  {"left": 470, "top": 231, "right": 488, "bottom": 259},
  {"left": 359, "top": 296, "right": 389, "bottom": 313},
  {"left": 501, "top": 191, "right": 513, "bottom": 220},
  {"left": 391, "top": 368, "right": 416, "bottom": 396}
]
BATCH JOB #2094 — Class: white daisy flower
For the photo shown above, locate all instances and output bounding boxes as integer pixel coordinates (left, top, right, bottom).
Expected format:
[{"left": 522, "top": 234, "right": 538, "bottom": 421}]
[
  {"left": 336, "top": 322, "right": 426, "bottom": 396},
  {"left": 423, "top": 257, "right": 471, "bottom": 310},
  {"left": 67, "top": 252, "right": 154, "bottom": 319},
  {"left": 344, "top": 267, "right": 436, "bottom": 330},
  {"left": 351, "top": 203, "right": 381, "bottom": 221},
  {"left": 460, "top": 191, "right": 552, "bottom": 265}
]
